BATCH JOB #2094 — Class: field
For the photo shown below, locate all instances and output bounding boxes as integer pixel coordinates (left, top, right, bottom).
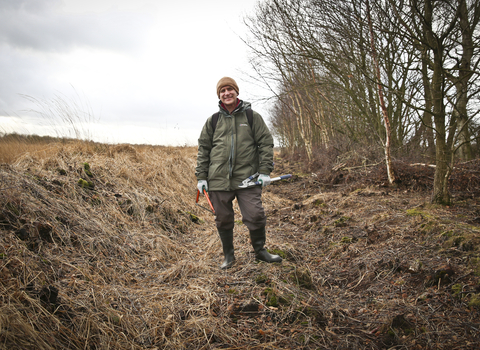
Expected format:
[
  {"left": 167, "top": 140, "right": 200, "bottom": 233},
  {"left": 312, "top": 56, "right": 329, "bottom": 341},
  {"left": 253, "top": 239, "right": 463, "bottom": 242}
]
[{"left": 1, "top": 139, "right": 480, "bottom": 349}]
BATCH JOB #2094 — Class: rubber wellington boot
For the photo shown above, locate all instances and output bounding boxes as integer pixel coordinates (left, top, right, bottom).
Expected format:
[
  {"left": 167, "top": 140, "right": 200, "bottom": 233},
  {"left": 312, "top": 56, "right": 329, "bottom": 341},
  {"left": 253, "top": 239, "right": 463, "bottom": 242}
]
[
  {"left": 249, "top": 227, "right": 282, "bottom": 263},
  {"left": 218, "top": 229, "right": 235, "bottom": 269}
]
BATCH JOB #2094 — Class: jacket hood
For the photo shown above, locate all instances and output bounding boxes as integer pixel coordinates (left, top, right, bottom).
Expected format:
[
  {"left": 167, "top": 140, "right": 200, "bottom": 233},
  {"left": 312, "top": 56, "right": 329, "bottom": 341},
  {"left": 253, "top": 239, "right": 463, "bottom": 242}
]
[{"left": 218, "top": 99, "right": 251, "bottom": 115}]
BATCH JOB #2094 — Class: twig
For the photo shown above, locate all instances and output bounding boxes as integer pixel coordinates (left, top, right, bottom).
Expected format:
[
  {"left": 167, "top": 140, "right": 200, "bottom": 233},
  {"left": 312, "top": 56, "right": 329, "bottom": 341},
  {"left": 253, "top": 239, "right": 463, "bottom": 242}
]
[
  {"left": 333, "top": 162, "right": 382, "bottom": 171},
  {"left": 0, "top": 185, "right": 22, "bottom": 191},
  {"left": 410, "top": 163, "right": 436, "bottom": 168}
]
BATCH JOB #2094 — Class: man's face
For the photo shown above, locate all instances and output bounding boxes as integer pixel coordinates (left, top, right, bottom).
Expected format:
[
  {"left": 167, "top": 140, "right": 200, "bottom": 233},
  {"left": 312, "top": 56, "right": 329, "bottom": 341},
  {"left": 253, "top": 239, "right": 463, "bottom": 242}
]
[{"left": 219, "top": 85, "right": 238, "bottom": 108}]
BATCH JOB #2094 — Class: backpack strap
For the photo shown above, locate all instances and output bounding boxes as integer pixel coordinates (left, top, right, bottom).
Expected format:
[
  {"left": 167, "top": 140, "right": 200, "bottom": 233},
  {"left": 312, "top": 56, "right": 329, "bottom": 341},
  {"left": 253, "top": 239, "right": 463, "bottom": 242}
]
[
  {"left": 212, "top": 108, "right": 253, "bottom": 133},
  {"left": 212, "top": 112, "right": 220, "bottom": 132},
  {"left": 246, "top": 108, "right": 253, "bottom": 128}
]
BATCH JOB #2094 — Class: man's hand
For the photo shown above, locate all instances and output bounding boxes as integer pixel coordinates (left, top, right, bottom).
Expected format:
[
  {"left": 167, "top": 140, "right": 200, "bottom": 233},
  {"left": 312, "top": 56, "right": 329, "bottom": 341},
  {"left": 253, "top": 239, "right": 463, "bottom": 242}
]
[
  {"left": 197, "top": 180, "right": 208, "bottom": 193},
  {"left": 257, "top": 174, "right": 271, "bottom": 187}
]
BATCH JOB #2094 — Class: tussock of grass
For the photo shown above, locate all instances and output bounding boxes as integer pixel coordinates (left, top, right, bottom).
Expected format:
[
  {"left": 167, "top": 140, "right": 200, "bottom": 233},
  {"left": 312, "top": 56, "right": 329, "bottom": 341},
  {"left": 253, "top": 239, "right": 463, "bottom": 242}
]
[{"left": 0, "top": 139, "right": 224, "bottom": 349}]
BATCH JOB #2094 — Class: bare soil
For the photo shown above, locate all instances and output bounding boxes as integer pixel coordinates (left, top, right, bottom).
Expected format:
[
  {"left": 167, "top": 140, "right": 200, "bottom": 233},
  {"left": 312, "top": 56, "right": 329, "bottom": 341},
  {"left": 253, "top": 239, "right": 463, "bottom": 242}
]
[{"left": 191, "top": 157, "right": 480, "bottom": 349}]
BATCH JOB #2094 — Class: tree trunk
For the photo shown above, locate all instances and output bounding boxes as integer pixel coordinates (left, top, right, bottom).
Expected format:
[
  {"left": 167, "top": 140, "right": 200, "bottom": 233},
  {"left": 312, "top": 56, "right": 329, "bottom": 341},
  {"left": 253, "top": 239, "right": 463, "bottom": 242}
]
[
  {"left": 366, "top": 0, "right": 396, "bottom": 184},
  {"left": 421, "top": 48, "right": 436, "bottom": 160},
  {"left": 455, "top": 0, "right": 475, "bottom": 161},
  {"left": 291, "top": 90, "right": 313, "bottom": 162},
  {"left": 431, "top": 49, "right": 451, "bottom": 205}
]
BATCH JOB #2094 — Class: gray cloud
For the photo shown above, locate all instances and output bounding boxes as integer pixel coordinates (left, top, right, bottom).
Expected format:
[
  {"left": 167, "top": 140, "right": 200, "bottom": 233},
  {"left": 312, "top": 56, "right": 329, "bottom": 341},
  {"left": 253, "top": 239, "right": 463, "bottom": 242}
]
[
  {"left": 0, "top": 0, "right": 59, "bottom": 12},
  {"left": 0, "top": 0, "right": 263, "bottom": 145},
  {"left": 0, "top": 0, "right": 153, "bottom": 53}
]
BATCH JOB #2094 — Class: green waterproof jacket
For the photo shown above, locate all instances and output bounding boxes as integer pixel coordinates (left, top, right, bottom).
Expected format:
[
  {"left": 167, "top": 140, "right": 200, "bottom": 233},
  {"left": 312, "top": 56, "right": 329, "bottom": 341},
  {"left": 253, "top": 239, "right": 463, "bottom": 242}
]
[{"left": 195, "top": 100, "right": 274, "bottom": 191}]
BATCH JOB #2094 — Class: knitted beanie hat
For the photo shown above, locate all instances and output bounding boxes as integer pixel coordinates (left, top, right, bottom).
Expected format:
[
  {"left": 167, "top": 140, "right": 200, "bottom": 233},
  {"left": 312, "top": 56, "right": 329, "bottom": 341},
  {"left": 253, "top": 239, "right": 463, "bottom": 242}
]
[{"left": 216, "top": 77, "right": 239, "bottom": 98}]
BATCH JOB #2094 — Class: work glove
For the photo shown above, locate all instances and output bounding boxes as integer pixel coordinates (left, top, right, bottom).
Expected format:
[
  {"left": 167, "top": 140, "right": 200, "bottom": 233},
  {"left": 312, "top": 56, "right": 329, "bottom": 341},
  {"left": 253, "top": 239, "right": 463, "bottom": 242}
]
[
  {"left": 257, "top": 174, "right": 271, "bottom": 187},
  {"left": 197, "top": 180, "right": 208, "bottom": 193}
]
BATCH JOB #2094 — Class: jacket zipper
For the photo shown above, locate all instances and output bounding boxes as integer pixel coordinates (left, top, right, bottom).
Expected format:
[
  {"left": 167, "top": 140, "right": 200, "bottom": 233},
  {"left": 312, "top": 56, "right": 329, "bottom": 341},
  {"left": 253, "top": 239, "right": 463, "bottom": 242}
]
[
  {"left": 224, "top": 102, "right": 242, "bottom": 183},
  {"left": 228, "top": 115, "right": 234, "bottom": 179}
]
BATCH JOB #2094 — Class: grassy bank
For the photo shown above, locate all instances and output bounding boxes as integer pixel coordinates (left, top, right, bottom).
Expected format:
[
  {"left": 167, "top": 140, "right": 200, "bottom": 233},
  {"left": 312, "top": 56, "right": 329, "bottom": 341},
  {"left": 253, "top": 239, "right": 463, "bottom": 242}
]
[{"left": 1, "top": 138, "right": 480, "bottom": 349}]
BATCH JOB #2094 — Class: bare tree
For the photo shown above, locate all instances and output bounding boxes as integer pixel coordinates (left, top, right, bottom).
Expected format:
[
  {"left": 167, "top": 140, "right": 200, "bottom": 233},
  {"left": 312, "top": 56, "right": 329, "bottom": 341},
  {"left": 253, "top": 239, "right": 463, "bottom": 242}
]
[
  {"left": 388, "top": 0, "right": 480, "bottom": 204},
  {"left": 366, "top": 0, "right": 396, "bottom": 184},
  {"left": 244, "top": 0, "right": 480, "bottom": 204},
  {"left": 244, "top": 0, "right": 423, "bottom": 160},
  {"left": 448, "top": 0, "right": 480, "bottom": 161}
]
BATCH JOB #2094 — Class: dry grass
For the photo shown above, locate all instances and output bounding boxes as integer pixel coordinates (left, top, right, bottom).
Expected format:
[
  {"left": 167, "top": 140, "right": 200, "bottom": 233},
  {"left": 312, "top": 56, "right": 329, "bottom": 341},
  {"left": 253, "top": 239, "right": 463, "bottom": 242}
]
[
  {"left": 1, "top": 138, "right": 480, "bottom": 349},
  {"left": 0, "top": 135, "right": 63, "bottom": 164},
  {"left": 0, "top": 139, "right": 222, "bottom": 349}
]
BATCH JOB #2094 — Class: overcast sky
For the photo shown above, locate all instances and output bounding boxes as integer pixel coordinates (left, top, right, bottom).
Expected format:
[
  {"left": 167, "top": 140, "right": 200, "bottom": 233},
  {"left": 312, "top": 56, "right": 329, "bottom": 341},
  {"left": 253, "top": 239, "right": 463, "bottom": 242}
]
[{"left": 0, "top": 0, "right": 270, "bottom": 145}]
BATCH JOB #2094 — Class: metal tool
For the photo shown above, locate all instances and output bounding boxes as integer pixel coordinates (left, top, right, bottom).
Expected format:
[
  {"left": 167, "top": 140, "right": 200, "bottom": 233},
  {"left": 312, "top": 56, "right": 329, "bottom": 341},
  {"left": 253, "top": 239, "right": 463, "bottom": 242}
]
[
  {"left": 238, "top": 173, "right": 293, "bottom": 188},
  {"left": 195, "top": 189, "right": 215, "bottom": 215}
]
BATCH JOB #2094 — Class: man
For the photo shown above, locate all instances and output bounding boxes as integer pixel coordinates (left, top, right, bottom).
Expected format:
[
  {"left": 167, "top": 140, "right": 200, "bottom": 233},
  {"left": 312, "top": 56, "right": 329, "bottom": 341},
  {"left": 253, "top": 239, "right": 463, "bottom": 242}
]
[{"left": 196, "top": 77, "right": 282, "bottom": 269}]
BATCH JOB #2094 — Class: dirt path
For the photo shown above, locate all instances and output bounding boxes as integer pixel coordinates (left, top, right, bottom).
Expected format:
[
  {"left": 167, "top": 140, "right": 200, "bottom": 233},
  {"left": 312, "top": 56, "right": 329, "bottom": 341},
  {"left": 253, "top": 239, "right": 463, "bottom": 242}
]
[{"left": 183, "top": 167, "right": 480, "bottom": 349}]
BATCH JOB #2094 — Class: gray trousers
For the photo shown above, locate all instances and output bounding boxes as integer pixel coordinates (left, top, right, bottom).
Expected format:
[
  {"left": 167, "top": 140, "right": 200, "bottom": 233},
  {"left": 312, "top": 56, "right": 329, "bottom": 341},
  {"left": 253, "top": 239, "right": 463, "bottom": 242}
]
[{"left": 209, "top": 186, "right": 266, "bottom": 231}]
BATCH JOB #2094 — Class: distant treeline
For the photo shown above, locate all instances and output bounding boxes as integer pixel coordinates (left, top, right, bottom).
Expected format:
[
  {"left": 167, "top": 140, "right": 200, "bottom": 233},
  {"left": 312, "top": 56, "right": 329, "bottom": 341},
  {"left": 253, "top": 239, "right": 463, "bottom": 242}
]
[
  {"left": 0, "top": 133, "right": 74, "bottom": 144},
  {"left": 0, "top": 132, "right": 192, "bottom": 149}
]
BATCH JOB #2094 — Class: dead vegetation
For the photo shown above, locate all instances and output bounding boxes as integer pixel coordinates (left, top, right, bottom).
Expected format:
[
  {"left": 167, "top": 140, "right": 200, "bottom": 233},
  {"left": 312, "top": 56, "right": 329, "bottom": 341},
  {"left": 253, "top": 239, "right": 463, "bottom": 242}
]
[{"left": 1, "top": 141, "right": 480, "bottom": 349}]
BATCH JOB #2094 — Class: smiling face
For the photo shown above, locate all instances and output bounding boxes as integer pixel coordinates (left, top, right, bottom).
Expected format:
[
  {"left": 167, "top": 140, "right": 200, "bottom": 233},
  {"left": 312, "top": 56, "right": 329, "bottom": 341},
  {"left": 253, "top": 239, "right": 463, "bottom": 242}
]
[{"left": 219, "top": 85, "right": 238, "bottom": 111}]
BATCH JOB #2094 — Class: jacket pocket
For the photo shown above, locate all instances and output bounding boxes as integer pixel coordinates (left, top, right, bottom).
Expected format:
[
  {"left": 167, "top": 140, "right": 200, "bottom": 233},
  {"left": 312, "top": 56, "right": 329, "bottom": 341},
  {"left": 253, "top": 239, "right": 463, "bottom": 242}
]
[{"left": 209, "top": 162, "right": 229, "bottom": 180}]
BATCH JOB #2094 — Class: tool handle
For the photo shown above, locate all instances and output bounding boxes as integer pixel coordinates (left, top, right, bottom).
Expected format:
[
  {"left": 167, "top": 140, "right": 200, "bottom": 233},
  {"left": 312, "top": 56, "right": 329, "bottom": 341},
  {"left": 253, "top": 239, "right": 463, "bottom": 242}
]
[
  {"left": 195, "top": 189, "right": 216, "bottom": 214},
  {"left": 204, "top": 189, "right": 215, "bottom": 214},
  {"left": 246, "top": 172, "right": 259, "bottom": 182},
  {"left": 270, "top": 174, "right": 293, "bottom": 182},
  {"left": 250, "top": 174, "right": 292, "bottom": 187}
]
